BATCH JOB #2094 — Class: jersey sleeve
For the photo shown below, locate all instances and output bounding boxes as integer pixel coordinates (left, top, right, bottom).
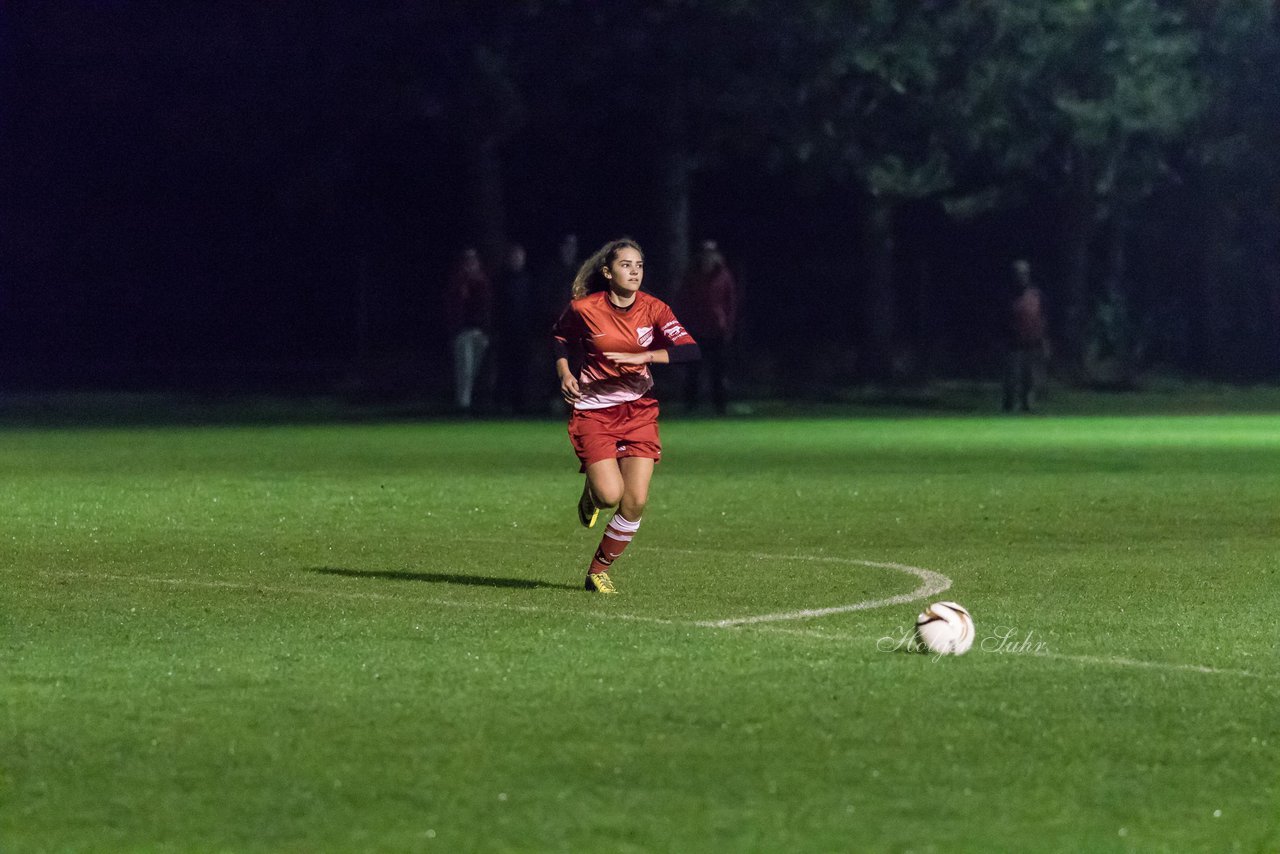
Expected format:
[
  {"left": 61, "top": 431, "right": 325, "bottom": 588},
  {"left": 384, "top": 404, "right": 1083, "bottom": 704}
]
[
  {"left": 551, "top": 302, "right": 579, "bottom": 357},
  {"left": 653, "top": 301, "right": 696, "bottom": 348}
]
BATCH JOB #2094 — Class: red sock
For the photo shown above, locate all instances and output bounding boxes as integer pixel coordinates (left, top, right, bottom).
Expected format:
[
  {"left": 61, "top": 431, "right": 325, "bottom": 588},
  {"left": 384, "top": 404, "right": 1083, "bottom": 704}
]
[{"left": 588, "top": 514, "right": 641, "bottom": 574}]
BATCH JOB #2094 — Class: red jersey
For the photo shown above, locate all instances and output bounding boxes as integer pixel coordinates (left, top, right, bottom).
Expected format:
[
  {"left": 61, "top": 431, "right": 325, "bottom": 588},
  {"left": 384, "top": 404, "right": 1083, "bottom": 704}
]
[{"left": 553, "top": 290, "right": 696, "bottom": 410}]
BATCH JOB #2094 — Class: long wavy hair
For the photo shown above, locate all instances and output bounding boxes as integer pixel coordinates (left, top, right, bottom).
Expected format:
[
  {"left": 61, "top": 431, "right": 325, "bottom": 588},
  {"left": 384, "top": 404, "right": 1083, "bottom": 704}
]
[{"left": 570, "top": 238, "right": 644, "bottom": 300}]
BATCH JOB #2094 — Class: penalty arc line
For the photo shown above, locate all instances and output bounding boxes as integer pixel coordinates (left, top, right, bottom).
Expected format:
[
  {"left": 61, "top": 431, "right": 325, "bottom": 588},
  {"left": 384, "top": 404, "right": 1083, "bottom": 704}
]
[
  {"left": 693, "top": 557, "right": 951, "bottom": 628},
  {"left": 39, "top": 568, "right": 1271, "bottom": 679},
  {"left": 436, "top": 537, "right": 954, "bottom": 627},
  {"left": 44, "top": 548, "right": 949, "bottom": 633}
]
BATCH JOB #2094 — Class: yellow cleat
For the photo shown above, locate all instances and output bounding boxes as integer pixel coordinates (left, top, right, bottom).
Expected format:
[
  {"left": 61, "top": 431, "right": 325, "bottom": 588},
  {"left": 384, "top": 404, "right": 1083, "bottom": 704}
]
[
  {"left": 577, "top": 480, "right": 599, "bottom": 528},
  {"left": 584, "top": 572, "right": 617, "bottom": 594}
]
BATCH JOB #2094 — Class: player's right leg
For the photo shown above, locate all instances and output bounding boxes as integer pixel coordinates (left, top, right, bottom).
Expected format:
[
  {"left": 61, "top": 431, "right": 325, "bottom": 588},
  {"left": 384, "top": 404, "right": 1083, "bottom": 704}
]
[
  {"left": 569, "top": 410, "right": 620, "bottom": 527},
  {"left": 577, "top": 479, "right": 599, "bottom": 528},
  {"left": 580, "top": 459, "right": 623, "bottom": 527},
  {"left": 584, "top": 570, "right": 617, "bottom": 593},
  {"left": 580, "top": 459, "right": 625, "bottom": 592}
]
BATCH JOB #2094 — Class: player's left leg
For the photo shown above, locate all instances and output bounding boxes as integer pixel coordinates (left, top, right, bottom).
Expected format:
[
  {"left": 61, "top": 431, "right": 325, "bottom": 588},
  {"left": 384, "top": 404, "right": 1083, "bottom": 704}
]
[
  {"left": 584, "top": 457, "right": 654, "bottom": 592},
  {"left": 617, "top": 456, "right": 654, "bottom": 522}
]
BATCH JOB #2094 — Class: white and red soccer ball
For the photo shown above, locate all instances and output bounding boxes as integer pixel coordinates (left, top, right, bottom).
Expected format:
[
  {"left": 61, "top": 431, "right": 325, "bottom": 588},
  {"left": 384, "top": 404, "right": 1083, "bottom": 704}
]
[{"left": 914, "top": 601, "right": 975, "bottom": 656}]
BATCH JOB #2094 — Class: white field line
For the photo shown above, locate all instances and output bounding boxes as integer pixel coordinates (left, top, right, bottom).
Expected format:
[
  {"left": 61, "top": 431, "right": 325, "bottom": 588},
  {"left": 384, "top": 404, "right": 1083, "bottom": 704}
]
[
  {"left": 47, "top": 546, "right": 947, "bottom": 634},
  {"left": 692, "top": 558, "right": 951, "bottom": 628},
  {"left": 36, "top": 555, "right": 1271, "bottom": 680},
  {"left": 461, "top": 538, "right": 955, "bottom": 627},
  {"left": 1032, "top": 652, "right": 1265, "bottom": 679},
  {"left": 63, "top": 543, "right": 947, "bottom": 629}
]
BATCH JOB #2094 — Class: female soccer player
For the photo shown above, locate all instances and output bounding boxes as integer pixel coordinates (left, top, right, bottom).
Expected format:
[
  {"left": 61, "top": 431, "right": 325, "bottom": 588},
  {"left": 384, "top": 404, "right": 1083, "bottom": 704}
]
[{"left": 552, "top": 238, "right": 700, "bottom": 593}]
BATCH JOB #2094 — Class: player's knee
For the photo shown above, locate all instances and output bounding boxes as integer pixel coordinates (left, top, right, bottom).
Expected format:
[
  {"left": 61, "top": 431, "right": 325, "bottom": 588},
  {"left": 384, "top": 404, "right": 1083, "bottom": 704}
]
[
  {"left": 620, "top": 492, "right": 648, "bottom": 519},
  {"left": 594, "top": 483, "right": 623, "bottom": 508}
]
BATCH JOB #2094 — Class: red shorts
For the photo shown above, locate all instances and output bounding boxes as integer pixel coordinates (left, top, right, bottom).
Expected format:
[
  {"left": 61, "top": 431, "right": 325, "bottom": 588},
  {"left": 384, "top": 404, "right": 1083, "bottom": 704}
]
[{"left": 568, "top": 397, "right": 662, "bottom": 472}]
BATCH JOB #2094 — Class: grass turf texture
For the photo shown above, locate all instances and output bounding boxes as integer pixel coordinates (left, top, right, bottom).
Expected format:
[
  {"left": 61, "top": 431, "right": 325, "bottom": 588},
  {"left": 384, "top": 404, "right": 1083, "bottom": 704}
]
[{"left": 3, "top": 409, "right": 1279, "bottom": 852}]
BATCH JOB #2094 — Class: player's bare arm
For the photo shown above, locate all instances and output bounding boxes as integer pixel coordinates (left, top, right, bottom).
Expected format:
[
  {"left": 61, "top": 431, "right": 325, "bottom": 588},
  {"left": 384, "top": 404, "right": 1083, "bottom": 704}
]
[
  {"left": 604, "top": 344, "right": 699, "bottom": 366},
  {"left": 604, "top": 350, "right": 666, "bottom": 365},
  {"left": 555, "top": 356, "right": 582, "bottom": 402}
]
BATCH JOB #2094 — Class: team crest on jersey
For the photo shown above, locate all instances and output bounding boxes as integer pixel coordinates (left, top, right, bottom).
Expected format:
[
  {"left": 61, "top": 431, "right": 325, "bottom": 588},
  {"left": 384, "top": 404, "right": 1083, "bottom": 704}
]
[{"left": 637, "top": 326, "right": 654, "bottom": 346}]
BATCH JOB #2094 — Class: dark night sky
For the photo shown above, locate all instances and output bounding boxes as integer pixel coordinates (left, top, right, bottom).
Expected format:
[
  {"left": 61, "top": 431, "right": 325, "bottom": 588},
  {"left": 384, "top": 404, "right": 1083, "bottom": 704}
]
[{"left": 0, "top": 4, "right": 1095, "bottom": 391}]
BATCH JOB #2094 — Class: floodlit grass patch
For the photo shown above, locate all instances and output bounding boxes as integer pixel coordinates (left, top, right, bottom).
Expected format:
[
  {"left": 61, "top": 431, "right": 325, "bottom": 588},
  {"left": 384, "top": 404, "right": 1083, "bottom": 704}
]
[{"left": 3, "top": 412, "right": 1278, "bottom": 851}]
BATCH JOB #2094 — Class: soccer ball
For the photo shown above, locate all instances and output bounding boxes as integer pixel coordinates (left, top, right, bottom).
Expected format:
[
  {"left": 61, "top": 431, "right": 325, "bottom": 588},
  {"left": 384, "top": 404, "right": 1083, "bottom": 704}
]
[{"left": 914, "top": 601, "right": 975, "bottom": 656}]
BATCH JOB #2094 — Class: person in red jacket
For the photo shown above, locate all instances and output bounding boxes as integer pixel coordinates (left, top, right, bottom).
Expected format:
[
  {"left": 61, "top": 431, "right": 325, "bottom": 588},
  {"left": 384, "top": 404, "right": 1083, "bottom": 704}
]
[
  {"left": 678, "top": 240, "right": 738, "bottom": 414},
  {"left": 1003, "top": 259, "right": 1048, "bottom": 412},
  {"left": 552, "top": 238, "right": 700, "bottom": 594}
]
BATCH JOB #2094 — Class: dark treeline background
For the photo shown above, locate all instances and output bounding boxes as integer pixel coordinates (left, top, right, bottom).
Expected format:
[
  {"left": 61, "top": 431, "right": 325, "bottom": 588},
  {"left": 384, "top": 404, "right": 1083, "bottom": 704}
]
[{"left": 3, "top": 1, "right": 1279, "bottom": 395}]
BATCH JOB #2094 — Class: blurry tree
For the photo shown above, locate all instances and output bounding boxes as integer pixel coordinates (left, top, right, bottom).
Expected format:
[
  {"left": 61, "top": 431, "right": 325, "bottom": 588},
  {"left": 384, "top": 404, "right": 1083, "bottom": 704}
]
[
  {"left": 748, "top": 0, "right": 1229, "bottom": 384},
  {"left": 3, "top": 3, "right": 409, "bottom": 362},
  {"left": 431, "top": 2, "right": 1207, "bottom": 385},
  {"left": 943, "top": 1, "right": 1206, "bottom": 378},
  {"left": 523, "top": 0, "right": 791, "bottom": 296},
  {"left": 1178, "top": 1, "right": 1280, "bottom": 378},
  {"left": 408, "top": 3, "right": 530, "bottom": 271},
  {"left": 751, "top": 1, "right": 968, "bottom": 380},
  {"left": 16, "top": 0, "right": 1277, "bottom": 389}
]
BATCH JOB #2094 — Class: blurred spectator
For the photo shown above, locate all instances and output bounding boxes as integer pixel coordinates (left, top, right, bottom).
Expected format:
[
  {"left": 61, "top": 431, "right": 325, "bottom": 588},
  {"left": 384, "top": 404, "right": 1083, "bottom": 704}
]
[
  {"left": 678, "top": 240, "right": 738, "bottom": 414},
  {"left": 538, "top": 233, "right": 579, "bottom": 322},
  {"left": 445, "top": 247, "right": 493, "bottom": 412},
  {"left": 494, "top": 242, "right": 534, "bottom": 413},
  {"left": 536, "top": 233, "right": 581, "bottom": 410},
  {"left": 1002, "top": 258, "right": 1048, "bottom": 412}
]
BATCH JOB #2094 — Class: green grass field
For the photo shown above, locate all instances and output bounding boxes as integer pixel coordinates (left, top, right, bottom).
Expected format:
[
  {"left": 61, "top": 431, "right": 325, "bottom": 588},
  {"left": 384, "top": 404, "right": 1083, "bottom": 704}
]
[{"left": 4, "top": 400, "right": 1279, "bottom": 852}]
